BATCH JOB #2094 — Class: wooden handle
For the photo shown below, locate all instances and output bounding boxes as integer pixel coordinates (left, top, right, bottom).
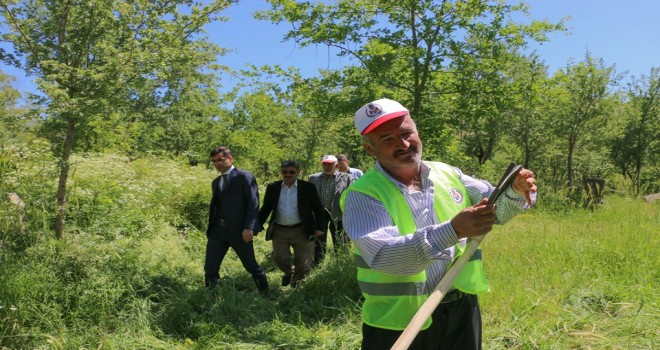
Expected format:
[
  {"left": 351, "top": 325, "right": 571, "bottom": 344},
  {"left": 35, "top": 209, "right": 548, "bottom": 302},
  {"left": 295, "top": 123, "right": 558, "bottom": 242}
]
[
  {"left": 390, "top": 235, "right": 485, "bottom": 350},
  {"left": 391, "top": 162, "right": 519, "bottom": 349}
]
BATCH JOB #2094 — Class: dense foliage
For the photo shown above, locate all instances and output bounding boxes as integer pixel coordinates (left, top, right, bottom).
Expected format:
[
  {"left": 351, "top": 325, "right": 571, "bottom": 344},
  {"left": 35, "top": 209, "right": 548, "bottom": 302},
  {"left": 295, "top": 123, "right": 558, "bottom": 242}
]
[
  {"left": 1, "top": 0, "right": 236, "bottom": 238},
  {"left": 0, "top": 152, "right": 657, "bottom": 348},
  {"left": 2, "top": 2, "right": 658, "bottom": 239}
]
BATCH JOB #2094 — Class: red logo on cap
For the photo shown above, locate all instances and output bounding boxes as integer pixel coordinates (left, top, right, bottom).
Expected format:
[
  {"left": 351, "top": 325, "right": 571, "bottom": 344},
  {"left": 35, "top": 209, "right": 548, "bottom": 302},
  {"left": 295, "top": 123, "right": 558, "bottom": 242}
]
[{"left": 366, "top": 103, "right": 382, "bottom": 117}]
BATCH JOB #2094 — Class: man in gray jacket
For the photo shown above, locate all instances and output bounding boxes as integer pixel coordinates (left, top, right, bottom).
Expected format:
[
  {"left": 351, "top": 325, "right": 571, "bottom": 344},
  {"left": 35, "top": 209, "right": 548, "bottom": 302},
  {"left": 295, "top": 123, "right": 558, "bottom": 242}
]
[{"left": 308, "top": 155, "right": 354, "bottom": 265}]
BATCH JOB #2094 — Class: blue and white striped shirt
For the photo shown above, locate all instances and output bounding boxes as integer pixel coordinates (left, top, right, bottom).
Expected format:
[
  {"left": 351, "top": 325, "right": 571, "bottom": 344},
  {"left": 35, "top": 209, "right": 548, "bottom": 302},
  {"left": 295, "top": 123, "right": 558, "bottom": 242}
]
[{"left": 343, "top": 161, "right": 534, "bottom": 293}]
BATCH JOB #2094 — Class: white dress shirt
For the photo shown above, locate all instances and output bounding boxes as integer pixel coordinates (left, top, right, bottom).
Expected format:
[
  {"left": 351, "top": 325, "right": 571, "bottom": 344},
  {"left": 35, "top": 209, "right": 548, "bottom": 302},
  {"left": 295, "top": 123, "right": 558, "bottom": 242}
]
[
  {"left": 276, "top": 180, "right": 301, "bottom": 225},
  {"left": 218, "top": 166, "right": 235, "bottom": 191}
]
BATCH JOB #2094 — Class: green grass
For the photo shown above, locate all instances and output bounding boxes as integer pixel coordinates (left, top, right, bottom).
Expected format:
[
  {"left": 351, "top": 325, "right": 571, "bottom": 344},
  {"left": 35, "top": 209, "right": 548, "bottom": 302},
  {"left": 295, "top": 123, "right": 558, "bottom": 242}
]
[
  {"left": 481, "top": 197, "right": 659, "bottom": 349},
  {"left": 1, "top": 152, "right": 658, "bottom": 349}
]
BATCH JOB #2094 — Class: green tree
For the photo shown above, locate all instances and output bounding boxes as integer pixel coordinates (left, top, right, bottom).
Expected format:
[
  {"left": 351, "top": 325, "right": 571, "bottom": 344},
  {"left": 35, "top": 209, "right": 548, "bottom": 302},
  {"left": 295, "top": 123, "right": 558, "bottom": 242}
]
[
  {"left": 0, "top": 71, "right": 21, "bottom": 141},
  {"left": 221, "top": 90, "right": 308, "bottom": 182},
  {"left": 448, "top": 47, "right": 513, "bottom": 165},
  {"left": 236, "top": 64, "right": 370, "bottom": 177},
  {"left": 259, "top": 0, "right": 563, "bottom": 157},
  {"left": 611, "top": 67, "right": 660, "bottom": 194},
  {"left": 224, "top": 65, "right": 318, "bottom": 178},
  {"left": 288, "top": 69, "right": 362, "bottom": 175},
  {"left": 548, "top": 53, "right": 616, "bottom": 191},
  {"left": 0, "top": 0, "right": 236, "bottom": 238},
  {"left": 0, "top": 71, "right": 19, "bottom": 107},
  {"left": 504, "top": 54, "right": 553, "bottom": 169},
  {"left": 131, "top": 71, "right": 226, "bottom": 165}
]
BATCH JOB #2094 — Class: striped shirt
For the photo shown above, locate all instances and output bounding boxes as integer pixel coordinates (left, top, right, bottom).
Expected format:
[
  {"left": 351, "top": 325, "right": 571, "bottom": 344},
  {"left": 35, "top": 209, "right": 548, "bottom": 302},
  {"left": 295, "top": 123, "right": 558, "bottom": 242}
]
[
  {"left": 349, "top": 167, "right": 364, "bottom": 180},
  {"left": 343, "top": 161, "right": 534, "bottom": 293}
]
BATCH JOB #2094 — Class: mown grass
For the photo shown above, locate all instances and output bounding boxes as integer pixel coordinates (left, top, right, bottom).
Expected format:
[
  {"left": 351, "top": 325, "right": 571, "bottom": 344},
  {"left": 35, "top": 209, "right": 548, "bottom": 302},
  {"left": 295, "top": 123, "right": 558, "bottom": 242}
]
[{"left": 0, "top": 152, "right": 657, "bottom": 349}]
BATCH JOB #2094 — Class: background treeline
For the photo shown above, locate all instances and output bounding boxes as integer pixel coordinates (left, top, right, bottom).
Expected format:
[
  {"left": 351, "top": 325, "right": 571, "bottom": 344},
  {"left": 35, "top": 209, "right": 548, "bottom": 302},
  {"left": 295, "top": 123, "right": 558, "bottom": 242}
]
[{"left": 1, "top": 1, "right": 658, "bottom": 238}]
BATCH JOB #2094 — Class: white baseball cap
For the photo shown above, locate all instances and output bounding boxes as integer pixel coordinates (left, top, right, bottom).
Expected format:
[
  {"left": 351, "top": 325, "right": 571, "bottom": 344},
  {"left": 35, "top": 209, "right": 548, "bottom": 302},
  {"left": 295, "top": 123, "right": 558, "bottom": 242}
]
[
  {"left": 321, "top": 155, "right": 338, "bottom": 163},
  {"left": 354, "top": 98, "right": 409, "bottom": 135}
]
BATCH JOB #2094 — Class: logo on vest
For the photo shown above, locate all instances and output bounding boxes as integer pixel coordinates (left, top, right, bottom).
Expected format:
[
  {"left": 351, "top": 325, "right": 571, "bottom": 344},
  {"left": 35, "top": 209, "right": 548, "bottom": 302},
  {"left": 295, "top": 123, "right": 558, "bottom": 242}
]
[{"left": 449, "top": 188, "right": 463, "bottom": 203}]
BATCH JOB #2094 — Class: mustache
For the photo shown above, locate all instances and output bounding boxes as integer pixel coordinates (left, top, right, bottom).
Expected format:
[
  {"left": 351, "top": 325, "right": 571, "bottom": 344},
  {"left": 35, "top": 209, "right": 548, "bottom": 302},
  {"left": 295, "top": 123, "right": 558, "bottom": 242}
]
[{"left": 394, "top": 146, "right": 419, "bottom": 157}]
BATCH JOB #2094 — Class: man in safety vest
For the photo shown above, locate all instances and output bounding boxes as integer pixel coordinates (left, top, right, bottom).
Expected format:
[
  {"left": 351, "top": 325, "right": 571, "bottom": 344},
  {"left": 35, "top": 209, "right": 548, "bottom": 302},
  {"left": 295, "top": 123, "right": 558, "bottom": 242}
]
[{"left": 341, "top": 98, "right": 538, "bottom": 350}]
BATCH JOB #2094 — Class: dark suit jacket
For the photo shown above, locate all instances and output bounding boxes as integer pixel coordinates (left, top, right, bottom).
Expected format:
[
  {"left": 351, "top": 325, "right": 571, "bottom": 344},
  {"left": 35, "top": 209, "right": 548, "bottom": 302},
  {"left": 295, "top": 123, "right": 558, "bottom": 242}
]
[
  {"left": 206, "top": 168, "right": 260, "bottom": 237},
  {"left": 258, "top": 179, "right": 328, "bottom": 241}
]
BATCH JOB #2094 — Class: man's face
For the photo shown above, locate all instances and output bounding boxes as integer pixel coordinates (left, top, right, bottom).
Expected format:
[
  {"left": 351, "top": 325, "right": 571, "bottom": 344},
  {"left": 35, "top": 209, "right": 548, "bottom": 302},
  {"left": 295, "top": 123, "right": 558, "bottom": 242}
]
[
  {"left": 337, "top": 160, "right": 350, "bottom": 172},
  {"left": 281, "top": 166, "right": 299, "bottom": 187},
  {"left": 363, "top": 114, "right": 422, "bottom": 172},
  {"left": 321, "top": 162, "right": 336, "bottom": 175},
  {"left": 211, "top": 153, "right": 234, "bottom": 173}
]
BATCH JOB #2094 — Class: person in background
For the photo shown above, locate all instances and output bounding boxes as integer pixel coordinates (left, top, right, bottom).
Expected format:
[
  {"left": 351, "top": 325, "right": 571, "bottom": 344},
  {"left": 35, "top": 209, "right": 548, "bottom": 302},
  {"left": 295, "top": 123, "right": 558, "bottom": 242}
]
[
  {"left": 336, "top": 153, "right": 364, "bottom": 180},
  {"left": 341, "top": 98, "right": 538, "bottom": 350},
  {"left": 308, "top": 155, "right": 354, "bottom": 265},
  {"left": 204, "top": 146, "right": 269, "bottom": 296},
  {"left": 258, "top": 160, "right": 327, "bottom": 288}
]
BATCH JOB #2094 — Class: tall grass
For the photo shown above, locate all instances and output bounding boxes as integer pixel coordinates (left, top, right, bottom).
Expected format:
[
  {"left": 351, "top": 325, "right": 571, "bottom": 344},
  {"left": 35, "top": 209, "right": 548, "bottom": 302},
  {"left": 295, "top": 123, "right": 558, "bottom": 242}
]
[
  {"left": 481, "top": 198, "right": 659, "bottom": 349},
  {"left": 1, "top": 152, "right": 657, "bottom": 349}
]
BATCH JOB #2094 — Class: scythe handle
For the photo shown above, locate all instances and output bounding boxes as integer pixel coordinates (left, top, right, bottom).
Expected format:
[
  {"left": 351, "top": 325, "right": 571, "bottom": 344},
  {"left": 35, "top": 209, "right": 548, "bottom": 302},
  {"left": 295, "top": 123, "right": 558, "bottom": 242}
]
[
  {"left": 390, "top": 235, "right": 485, "bottom": 350},
  {"left": 390, "top": 162, "right": 521, "bottom": 349}
]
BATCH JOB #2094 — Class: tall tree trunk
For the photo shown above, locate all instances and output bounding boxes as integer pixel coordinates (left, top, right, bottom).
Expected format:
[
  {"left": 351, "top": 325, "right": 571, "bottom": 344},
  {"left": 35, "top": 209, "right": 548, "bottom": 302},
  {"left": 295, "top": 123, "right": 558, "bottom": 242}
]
[
  {"left": 633, "top": 124, "right": 644, "bottom": 194},
  {"left": 567, "top": 136, "right": 576, "bottom": 192},
  {"left": 55, "top": 119, "right": 77, "bottom": 239},
  {"left": 302, "top": 119, "right": 321, "bottom": 176}
]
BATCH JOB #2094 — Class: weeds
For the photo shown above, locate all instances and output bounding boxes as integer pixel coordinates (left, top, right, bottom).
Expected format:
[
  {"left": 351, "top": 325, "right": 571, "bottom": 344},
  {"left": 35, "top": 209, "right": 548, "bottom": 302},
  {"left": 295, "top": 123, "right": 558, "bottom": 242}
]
[{"left": 0, "top": 153, "right": 657, "bottom": 349}]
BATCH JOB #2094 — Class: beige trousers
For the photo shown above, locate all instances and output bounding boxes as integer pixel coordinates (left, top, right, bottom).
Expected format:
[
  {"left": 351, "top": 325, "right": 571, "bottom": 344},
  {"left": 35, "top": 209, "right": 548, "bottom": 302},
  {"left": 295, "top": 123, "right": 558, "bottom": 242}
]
[{"left": 271, "top": 224, "right": 315, "bottom": 284}]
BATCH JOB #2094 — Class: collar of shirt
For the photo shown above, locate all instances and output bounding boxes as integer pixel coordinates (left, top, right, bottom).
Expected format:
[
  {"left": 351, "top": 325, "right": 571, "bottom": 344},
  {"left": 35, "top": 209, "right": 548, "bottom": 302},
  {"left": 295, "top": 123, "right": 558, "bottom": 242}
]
[
  {"left": 281, "top": 179, "right": 298, "bottom": 189},
  {"left": 220, "top": 166, "right": 235, "bottom": 176},
  {"left": 374, "top": 161, "right": 432, "bottom": 191}
]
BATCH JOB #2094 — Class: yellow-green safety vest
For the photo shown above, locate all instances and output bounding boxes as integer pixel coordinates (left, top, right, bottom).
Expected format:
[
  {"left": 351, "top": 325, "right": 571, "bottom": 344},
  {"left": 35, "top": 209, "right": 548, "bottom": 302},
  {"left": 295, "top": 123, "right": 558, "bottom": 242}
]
[{"left": 339, "top": 161, "right": 490, "bottom": 330}]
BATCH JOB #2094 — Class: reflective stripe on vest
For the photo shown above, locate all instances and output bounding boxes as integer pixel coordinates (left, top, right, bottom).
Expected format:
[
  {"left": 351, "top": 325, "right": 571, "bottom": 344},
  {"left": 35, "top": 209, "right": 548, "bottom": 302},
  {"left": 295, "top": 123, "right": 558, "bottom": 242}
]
[
  {"left": 354, "top": 250, "right": 483, "bottom": 296},
  {"left": 340, "top": 161, "right": 489, "bottom": 330},
  {"left": 353, "top": 250, "right": 482, "bottom": 270}
]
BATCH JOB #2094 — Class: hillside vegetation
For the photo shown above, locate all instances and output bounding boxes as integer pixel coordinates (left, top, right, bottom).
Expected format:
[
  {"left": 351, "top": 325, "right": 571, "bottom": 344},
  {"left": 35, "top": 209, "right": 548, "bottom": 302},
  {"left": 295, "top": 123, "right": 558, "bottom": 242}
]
[{"left": 1, "top": 153, "right": 657, "bottom": 349}]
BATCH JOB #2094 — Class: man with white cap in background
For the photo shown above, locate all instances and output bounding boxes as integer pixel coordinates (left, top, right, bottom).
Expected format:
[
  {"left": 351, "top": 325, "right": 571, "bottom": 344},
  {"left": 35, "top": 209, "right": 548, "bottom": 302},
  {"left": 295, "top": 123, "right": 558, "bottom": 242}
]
[
  {"left": 340, "top": 98, "right": 538, "bottom": 349},
  {"left": 308, "top": 154, "right": 354, "bottom": 266}
]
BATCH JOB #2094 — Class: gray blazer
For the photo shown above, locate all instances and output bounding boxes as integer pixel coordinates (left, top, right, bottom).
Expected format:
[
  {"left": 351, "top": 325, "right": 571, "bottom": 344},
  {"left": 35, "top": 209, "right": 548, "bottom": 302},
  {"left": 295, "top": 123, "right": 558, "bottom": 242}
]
[{"left": 308, "top": 171, "right": 354, "bottom": 222}]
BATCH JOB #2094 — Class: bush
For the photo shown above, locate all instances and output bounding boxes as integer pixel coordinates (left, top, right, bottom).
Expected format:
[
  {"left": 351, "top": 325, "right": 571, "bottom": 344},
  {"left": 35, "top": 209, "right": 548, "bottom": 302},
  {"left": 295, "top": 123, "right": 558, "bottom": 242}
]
[
  {"left": 0, "top": 139, "right": 58, "bottom": 252},
  {"left": 64, "top": 154, "right": 215, "bottom": 238}
]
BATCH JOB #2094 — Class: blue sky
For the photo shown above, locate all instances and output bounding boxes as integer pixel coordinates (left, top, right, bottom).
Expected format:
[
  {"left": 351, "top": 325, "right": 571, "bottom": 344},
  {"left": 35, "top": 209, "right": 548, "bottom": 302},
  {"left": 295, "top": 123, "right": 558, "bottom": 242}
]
[
  {"left": 521, "top": 0, "right": 660, "bottom": 77},
  {"left": 214, "top": 0, "right": 660, "bottom": 81},
  {"left": 3, "top": 0, "right": 659, "bottom": 95}
]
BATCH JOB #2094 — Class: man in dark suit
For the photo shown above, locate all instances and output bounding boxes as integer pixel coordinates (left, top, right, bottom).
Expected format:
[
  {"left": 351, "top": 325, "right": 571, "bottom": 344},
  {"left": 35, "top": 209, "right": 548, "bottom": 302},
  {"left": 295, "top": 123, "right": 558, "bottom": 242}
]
[
  {"left": 205, "top": 146, "right": 269, "bottom": 295},
  {"left": 258, "top": 160, "right": 327, "bottom": 288}
]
